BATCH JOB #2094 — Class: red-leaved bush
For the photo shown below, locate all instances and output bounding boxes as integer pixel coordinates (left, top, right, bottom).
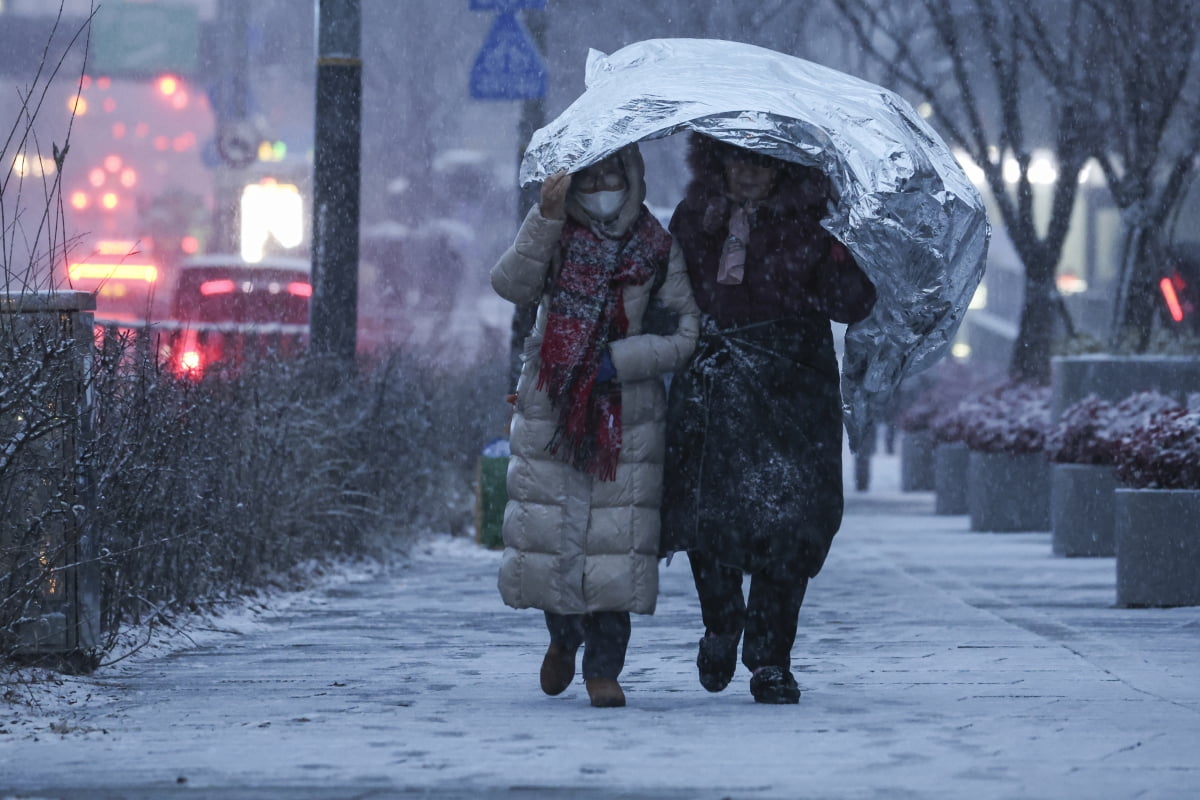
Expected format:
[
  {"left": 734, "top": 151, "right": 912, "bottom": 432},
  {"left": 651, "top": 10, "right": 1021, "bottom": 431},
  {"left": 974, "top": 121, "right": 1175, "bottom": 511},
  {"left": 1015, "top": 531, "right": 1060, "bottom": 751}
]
[
  {"left": 958, "top": 383, "right": 1052, "bottom": 454},
  {"left": 1111, "top": 407, "right": 1200, "bottom": 489},
  {"left": 1045, "top": 395, "right": 1116, "bottom": 465},
  {"left": 929, "top": 392, "right": 991, "bottom": 444},
  {"left": 895, "top": 358, "right": 1000, "bottom": 433},
  {"left": 1046, "top": 390, "right": 1200, "bottom": 487}
]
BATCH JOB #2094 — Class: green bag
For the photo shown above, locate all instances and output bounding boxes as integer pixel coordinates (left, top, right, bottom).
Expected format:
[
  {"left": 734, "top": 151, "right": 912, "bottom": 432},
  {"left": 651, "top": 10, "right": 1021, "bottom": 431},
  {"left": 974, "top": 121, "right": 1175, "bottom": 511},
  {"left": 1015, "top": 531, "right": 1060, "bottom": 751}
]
[{"left": 475, "top": 455, "right": 509, "bottom": 549}]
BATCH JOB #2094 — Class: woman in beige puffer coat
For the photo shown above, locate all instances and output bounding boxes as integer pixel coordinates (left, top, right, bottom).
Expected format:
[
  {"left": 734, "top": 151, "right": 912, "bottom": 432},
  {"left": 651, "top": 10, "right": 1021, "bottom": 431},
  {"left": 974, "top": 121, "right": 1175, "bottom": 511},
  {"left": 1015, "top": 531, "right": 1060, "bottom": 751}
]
[{"left": 492, "top": 144, "right": 699, "bottom": 708}]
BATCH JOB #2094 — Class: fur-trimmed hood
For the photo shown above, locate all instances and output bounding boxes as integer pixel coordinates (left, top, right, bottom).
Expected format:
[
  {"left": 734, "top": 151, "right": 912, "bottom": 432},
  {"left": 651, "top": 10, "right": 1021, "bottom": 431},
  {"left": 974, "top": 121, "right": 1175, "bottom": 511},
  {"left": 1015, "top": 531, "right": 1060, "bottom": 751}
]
[{"left": 683, "top": 133, "right": 831, "bottom": 232}]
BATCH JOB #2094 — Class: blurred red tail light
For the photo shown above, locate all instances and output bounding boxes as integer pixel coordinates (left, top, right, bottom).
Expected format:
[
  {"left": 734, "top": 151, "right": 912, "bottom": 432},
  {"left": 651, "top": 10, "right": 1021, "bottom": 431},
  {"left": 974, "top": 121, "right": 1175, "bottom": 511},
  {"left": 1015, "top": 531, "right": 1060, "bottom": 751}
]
[
  {"left": 174, "top": 329, "right": 206, "bottom": 379},
  {"left": 199, "top": 278, "right": 236, "bottom": 296},
  {"left": 179, "top": 349, "right": 203, "bottom": 373},
  {"left": 1160, "top": 276, "right": 1185, "bottom": 323}
]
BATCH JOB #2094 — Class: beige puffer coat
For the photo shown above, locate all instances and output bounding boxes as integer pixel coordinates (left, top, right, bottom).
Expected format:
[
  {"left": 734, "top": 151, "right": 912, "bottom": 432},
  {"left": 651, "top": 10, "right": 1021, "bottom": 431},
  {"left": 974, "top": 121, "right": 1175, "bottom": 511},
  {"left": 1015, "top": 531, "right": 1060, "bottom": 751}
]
[{"left": 492, "top": 145, "right": 700, "bottom": 615}]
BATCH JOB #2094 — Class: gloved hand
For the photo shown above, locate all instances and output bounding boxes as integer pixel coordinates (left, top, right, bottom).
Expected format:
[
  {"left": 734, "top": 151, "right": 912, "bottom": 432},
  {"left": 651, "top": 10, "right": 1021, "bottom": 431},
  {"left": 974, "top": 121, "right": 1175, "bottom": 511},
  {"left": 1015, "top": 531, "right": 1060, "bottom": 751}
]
[
  {"left": 596, "top": 349, "right": 617, "bottom": 383},
  {"left": 539, "top": 171, "right": 571, "bottom": 220}
]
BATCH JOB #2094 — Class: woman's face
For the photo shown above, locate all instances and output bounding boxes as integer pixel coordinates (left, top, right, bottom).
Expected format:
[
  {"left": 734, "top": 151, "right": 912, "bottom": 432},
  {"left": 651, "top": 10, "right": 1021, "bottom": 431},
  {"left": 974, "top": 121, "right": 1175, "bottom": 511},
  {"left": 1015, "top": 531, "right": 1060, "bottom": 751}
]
[
  {"left": 723, "top": 156, "right": 779, "bottom": 203},
  {"left": 573, "top": 158, "right": 627, "bottom": 193}
]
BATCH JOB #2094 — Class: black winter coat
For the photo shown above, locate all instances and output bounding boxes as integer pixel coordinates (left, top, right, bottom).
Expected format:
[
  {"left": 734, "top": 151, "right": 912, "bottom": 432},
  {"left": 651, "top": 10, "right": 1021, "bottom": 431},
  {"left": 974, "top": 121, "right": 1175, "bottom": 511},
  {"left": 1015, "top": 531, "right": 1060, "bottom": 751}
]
[
  {"left": 660, "top": 134, "right": 877, "bottom": 580},
  {"left": 660, "top": 316, "right": 844, "bottom": 579}
]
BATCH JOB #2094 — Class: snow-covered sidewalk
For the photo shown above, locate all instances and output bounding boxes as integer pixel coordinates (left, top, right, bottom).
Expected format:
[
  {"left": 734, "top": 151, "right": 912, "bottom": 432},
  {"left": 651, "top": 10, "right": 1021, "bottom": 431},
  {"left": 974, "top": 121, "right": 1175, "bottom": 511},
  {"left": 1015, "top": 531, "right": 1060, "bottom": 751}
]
[{"left": 3, "top": 452, "right": 1199, "bottom": 800}]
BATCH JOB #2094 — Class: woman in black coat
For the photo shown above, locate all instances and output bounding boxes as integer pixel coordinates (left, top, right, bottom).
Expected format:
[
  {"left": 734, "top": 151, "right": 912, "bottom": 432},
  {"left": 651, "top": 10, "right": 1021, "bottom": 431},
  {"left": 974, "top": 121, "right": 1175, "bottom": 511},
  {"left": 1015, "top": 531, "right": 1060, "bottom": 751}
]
[{"left": 662, "top": 133, "right": 877, "bottom": 704}]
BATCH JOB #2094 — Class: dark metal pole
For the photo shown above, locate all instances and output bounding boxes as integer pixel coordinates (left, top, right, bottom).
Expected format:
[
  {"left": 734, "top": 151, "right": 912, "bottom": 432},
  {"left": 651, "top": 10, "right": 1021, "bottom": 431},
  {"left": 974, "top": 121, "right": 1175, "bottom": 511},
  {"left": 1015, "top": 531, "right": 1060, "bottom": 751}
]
[
  {"left": 226, "top": 0, "right": 249, "bottom": 121},
  {"left": 508, "top": 6, "right": 546, "bottom": 392},
  {"left": 515, "top": 8, "right": 547, "bottom": 224},
  {"left": 213, "top": 0, "right": 250, "bottom": 253},
  {"left": 311, "top": 0, "right": 361, "bottom": 363}
]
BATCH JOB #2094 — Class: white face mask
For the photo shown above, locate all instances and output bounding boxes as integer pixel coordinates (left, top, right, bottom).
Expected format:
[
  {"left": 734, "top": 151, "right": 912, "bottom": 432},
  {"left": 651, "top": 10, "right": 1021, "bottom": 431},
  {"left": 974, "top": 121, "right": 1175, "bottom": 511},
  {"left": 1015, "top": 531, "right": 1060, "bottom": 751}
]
[{"left": 576, "top": 189, "right": 627, "bottom": 220}]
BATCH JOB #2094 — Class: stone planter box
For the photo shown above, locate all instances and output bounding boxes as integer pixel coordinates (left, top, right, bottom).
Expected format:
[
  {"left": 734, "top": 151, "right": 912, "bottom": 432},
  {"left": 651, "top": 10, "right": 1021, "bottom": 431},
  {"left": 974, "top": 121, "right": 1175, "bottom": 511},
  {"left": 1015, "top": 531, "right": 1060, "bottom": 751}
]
[
  {"left": 934, "top": 442, "right": 969, "bottom": 515},
  {"left": 1050, "top": 463, "right": 1119, "bottom": 557},
  {"left": 1115, "top": 489, "right": 1200, "bottom": 607},
  {"left": 968, "top": 451, "right": 1051, "bottom": 532},
  {"left": 1051, "top": 355, "right": 1200, "bottom": 421},
  {"left": 900, "top": 429, "right": 936, "bottom": 492}
]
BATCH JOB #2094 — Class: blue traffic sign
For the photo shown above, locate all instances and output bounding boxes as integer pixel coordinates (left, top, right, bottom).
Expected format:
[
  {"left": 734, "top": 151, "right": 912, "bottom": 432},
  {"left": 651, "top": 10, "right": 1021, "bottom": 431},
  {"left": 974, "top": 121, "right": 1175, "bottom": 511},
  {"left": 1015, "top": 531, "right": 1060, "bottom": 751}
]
[{"left": 469, "top": 11, "right": 547, "bottom": 100}]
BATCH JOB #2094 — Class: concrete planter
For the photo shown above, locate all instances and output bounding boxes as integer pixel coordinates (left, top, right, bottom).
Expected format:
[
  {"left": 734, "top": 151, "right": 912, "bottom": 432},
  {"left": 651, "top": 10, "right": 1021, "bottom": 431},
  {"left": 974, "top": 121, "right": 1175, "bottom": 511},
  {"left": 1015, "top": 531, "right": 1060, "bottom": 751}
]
[
  {"left": 1051, "top": 355, "right": 1200, "bottom": 421},
  {"left": 934, "top": 442, "right": 970, "bottom": 515},
  {"left": 968, "top": 451, "right": 1051, "bottom": 532},
  {"left": 1115, "top": 489, "right": 1200, "bottom": 607},
  {"left": 1050, "top": 463, "right": 1119, "bottom": 557},
  {"left": 900, "top": 429, "right": 936, "bottom": 492}
]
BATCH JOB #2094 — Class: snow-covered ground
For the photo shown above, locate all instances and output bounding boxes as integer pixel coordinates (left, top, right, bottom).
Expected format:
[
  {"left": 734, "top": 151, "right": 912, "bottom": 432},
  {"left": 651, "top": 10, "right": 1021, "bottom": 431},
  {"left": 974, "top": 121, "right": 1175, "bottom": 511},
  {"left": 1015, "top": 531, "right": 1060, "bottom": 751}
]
[{"left": 2, "top": 449, "right": 1198, "bottom": 800}]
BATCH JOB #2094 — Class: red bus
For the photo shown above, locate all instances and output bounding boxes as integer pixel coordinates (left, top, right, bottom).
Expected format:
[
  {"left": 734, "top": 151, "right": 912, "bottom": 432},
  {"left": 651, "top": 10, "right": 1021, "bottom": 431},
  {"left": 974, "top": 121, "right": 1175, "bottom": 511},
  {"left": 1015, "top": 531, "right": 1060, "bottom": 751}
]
[{"left": 158, "top": 253, "right": 311, "bottom": 379}]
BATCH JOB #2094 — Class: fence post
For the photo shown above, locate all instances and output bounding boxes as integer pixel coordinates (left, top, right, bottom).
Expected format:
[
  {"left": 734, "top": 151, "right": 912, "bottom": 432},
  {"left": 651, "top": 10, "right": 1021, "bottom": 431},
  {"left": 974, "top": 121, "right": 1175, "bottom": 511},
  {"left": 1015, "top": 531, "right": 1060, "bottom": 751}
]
[{"left": 0, "top": 290, "right": 100, "bottom": 671}]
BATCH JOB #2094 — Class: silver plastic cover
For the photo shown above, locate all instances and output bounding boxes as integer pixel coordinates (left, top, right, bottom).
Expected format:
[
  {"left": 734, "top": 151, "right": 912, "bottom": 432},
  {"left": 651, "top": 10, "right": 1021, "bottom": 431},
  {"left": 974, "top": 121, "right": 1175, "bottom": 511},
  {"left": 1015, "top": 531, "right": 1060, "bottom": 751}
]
[{"left": 519, "top": 38, "right": 990, "bottom": 451}]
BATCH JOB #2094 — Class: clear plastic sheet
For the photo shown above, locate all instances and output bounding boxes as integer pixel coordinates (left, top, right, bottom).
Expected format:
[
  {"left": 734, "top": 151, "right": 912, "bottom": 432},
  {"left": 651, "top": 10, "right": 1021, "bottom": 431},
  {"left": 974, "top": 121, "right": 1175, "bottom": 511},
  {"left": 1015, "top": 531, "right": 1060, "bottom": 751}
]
[{"left": 520, "top": 39, "right": 990, "bottom": 450}]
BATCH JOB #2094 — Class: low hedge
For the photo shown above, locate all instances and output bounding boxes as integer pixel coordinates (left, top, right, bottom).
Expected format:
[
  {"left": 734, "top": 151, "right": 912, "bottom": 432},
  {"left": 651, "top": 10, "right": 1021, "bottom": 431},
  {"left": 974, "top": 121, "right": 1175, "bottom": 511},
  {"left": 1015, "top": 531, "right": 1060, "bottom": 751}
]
[{"left": 2, "top": 336, "right": 506, "bottom": 664}]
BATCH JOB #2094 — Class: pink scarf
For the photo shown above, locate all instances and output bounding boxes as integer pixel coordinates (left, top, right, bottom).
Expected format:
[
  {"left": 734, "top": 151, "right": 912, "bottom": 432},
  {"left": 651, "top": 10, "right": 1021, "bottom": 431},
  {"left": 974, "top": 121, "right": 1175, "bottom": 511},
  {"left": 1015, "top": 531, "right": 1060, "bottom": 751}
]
[{"left": 718, "top": 204, "right": 751, "bottom": 285}]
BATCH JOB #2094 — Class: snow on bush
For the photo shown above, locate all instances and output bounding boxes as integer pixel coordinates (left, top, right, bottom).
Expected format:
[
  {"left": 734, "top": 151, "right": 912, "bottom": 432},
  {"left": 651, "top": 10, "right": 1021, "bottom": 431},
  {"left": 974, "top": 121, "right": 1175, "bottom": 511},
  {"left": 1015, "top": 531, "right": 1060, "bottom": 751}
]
[
  {"left": 929, "top": 392, "right": 991, "bottom": 445},
  {"left": 1045, "top": 395, "right": 1117, "bottom": 465},
  {"left": 1108, "top": 397, "right": 1200, "bottom": 490},
  {"left": 3, "top": 338, "right": 508, "bottom": 665},
  {"left": 895, "top": 358, "right": 1000, "bottom": 433},
  {"left": 1045, "top": 390, "right": 1200, "bottom": 488},
  {"left": 942, "top": 382, "right": 1052, "bottom": 454},
  {"left": 927, "top": 381, "right": 1048, "bottom": 451}
]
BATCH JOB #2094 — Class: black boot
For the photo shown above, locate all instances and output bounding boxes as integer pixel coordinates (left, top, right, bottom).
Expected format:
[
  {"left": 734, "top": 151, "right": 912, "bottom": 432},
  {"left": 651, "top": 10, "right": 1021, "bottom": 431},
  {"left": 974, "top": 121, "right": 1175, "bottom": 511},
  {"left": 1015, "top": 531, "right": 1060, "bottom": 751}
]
[
  {"left": 697, "top": 632, "right": 739, "bottom": 693},
  {"left": 750, "top": 666, "right": 801, "bottom": 704}
]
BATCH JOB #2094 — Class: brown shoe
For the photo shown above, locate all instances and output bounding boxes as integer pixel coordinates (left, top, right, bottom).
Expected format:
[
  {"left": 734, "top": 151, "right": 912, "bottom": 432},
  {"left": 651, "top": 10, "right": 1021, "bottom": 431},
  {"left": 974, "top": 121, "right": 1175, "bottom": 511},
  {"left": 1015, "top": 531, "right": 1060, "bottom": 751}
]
[
  {"left": 539, "top": 643, "right": 577, "bottom": 695},
  {"left": 585, "top": 677, "right": 626, "bottom": 708}
]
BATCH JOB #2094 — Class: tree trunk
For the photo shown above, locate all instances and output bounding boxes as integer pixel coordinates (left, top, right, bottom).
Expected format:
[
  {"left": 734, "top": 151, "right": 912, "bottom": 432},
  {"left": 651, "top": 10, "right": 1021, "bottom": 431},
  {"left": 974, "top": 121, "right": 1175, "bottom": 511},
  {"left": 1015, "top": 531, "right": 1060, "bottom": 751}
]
[
  {"left": 1009, "top": 246, "right": 1061, "bottom": 385},
  {"left": 1122, "top": 272, "right": 1160, "bottom": 353},
  {"left": 1109, "top": 217, "right": 1159, "bottom": 352}
]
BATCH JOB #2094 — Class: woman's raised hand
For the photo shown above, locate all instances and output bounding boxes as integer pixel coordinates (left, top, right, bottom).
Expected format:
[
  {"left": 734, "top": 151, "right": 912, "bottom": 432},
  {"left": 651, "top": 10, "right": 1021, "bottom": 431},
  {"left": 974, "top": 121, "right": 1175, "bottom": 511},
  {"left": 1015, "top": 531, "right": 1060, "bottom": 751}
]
[{"left": 539, "top": 170, "right": 571, "bottom": 220}]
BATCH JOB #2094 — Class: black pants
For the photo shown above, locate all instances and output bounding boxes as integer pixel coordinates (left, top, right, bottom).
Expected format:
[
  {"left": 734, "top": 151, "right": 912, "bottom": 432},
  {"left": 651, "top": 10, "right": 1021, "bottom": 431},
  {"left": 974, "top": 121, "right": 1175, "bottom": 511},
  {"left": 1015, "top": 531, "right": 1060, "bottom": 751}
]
[
  {"left": 688, "top": 549, "right": 809, "bottom": 671},
  {"left": 544, "top": 611, "right": 631, "bottom": 680}
]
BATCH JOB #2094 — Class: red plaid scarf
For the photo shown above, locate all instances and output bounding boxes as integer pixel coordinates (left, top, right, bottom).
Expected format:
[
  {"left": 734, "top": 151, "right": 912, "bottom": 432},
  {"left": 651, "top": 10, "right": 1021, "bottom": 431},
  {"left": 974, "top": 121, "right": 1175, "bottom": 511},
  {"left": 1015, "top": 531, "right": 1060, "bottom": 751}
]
[{"left": 537, "top": 207, "right": 672, "bottom": 480}]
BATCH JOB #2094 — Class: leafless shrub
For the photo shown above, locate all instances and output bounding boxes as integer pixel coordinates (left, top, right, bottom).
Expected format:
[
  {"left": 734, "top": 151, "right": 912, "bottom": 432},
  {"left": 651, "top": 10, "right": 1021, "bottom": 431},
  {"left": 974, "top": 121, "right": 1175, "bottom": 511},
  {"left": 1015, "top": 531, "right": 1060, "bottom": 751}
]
[
  {"left": 3, "top": 4, "right": 510, "bottom": 676},
  {"left": 4, "top": 330, "right": 506, "bottom": 666},
  {"left": 80, "top": 342, "right": 505, "bottom": 646}
]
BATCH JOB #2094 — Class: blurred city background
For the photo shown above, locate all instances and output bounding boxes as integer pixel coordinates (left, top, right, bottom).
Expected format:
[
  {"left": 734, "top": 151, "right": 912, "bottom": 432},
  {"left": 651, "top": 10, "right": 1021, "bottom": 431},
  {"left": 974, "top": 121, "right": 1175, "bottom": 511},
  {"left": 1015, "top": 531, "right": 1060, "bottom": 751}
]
[{"left": 3, "top": 0, "right": 1198, "bottom": 370}]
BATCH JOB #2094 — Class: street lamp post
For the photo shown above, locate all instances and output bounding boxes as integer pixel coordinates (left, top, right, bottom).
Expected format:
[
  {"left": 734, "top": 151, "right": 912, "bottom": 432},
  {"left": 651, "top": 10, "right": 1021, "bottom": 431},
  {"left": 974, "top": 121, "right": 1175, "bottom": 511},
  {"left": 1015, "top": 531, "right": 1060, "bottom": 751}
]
[{"left": 310, "top": 0, "right": 361, "bottom": 365}]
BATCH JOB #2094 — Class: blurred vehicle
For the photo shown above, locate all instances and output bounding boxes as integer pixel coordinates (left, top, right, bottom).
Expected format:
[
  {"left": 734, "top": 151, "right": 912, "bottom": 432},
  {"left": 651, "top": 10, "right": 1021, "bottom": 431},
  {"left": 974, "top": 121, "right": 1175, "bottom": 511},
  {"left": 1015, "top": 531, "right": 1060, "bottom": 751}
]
[
  {"left": 66, "top": 239, "right": 167, "bottom": 323},
  {"left": 158, "top": 253, "right": 311, "bottom": 379}
]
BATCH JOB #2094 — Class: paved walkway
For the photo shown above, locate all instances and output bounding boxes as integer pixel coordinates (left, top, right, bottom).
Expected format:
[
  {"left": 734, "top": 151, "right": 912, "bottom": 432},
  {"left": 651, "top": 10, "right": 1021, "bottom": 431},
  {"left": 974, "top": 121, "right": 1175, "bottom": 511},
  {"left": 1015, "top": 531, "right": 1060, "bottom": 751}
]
[{"left": 3, "top": 453, "right": 1199, "bottom": 799}]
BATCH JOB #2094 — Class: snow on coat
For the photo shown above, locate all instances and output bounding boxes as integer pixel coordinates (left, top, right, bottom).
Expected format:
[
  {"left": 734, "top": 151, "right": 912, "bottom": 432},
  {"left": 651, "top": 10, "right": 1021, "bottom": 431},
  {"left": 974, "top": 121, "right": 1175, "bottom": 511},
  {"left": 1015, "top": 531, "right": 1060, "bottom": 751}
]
[
  {"left": 491, "top": 145, "right": 701, "bottom": 615},
  {"left": 660, "top": 134, "right": 877, "bottom": 580}
]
